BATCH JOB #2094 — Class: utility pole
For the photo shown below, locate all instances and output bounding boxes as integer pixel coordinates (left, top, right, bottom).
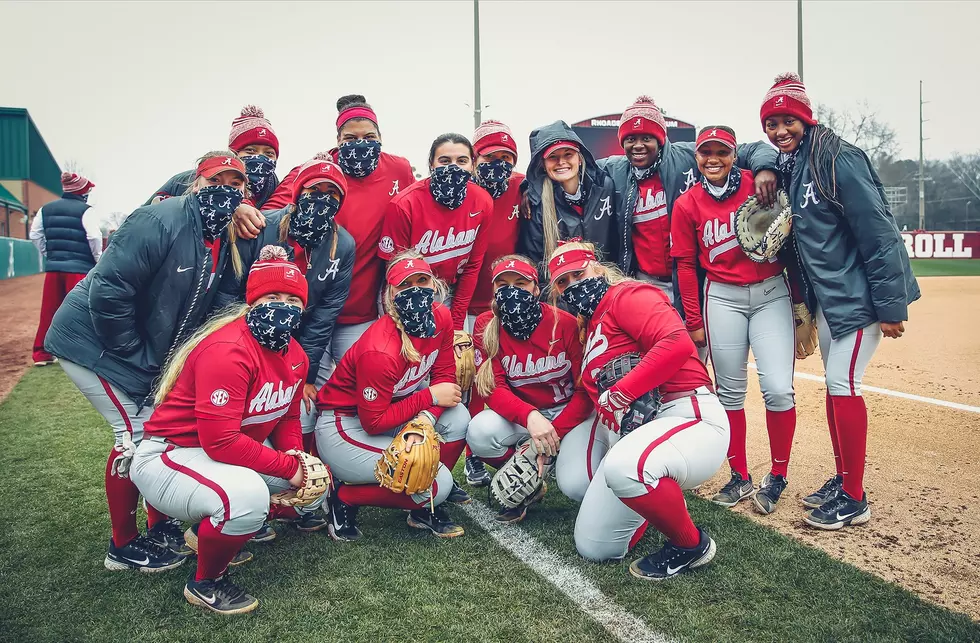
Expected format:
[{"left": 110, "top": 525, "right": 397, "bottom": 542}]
[
  {"left": 797, "top": 0, "right": 804, "bottom": 81},
  {"left": 473, "top": 0, "right": 482, "bottom": 129},
  {"left": 919, "top": 80, "right": 926, "bottom": 230}
]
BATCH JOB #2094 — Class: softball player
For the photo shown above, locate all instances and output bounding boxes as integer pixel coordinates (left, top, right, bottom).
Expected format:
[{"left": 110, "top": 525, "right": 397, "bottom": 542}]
[
  {"left": 671, "top": 126, "right": 797, "bottom": 515},
  {"left": 760, "top": 73, "right": 919, "bottom": 530},
  {"left": 44, "top": 152, "right": 250, "bottom": 573},
  {"left": 548, "top": 242, "right": 729, "bottom": 581},
  {"left": 314, "top": 252, "right": 470, "bottom": 540},
  {"left": 378, "top": 133, "right": 494, "bottom": 331},
  {"left": 467, "top": 255, "right": 600, "bottom": 523},
  {"left": 131, "top": 248, "right": 324, "bottom": 615}
]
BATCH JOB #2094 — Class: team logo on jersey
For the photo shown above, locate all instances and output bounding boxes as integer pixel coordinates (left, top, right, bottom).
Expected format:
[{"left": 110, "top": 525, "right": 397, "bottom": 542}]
[
  {"left": 362, "top": 387, "right": 378, "bottom": 401},
  {"left": 595, "top": 196, "right": 612, "bottom": 221},
  {"left": 416, "top": 226, "right": 480, "bottom": 258},
  {"left": 474, "top": 348, "right": 484, "bottom": 367},
  {"left": 501, "top": 351, "right": 571, "bottom": 386},
  {"left": 702, "top": 212, "right": 740, "bottom": 262},
  {"left": 583, "top": 323, "right": 609, "bottom": 379},
  {"left": 800, "top": 181, "right": 821, "bottom": 209},
  {"left": 210, "top": 389, "right": 229, "bottom": 407},
  {"left": 318, "top": 258, "right": 341, "bottom": 282},
  {"left": 393, "top": 350, "right": 440, "bottom": 396},
  {"left": 509, "top": 204, "right": 519, "bottom": 221},
  {"left": 679, "top": 168, "right": 698, "bottom": 195},
  {"left": 379, "top": 236, "right": 395, "bottom": 254},
  {"left": 389, "top": 180, "right": 400, "bottom": 196},
  {"left": 248, "top": 380, "right": 302, "bottom": 414}
]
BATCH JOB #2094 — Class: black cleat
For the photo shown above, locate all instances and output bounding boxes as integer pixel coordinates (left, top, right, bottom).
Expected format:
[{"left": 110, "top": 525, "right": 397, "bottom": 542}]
[
  {"left": 183, "top": 524, "right": 254, "bottom": 566},
  {"left": 184, "top": 573, "right": 259, "bottom": 615},
  {"left": 147, "top": 518, "right": 193, "bottom": 556},
  {"left": 494, "top": 482, "right": 547, "bottom": 524},
  {"left": 292, "top": 509, "right": 328, "bottom": 533},
  {"left": 801, "top": 474, "right": 843, "bottom": 509},
  {"left": 407, "top": 504, "right": 465, "bottom": 538},
  {"left": 753, "top": 473, "right": 788, "bottom": 515},
  {"left": 711, "top": 470, "right": 755, "bottom": 508},
  {"left": 447, "top": 480, "right": 472, "bottom": 505},
  {"left": 629, "top": 528, "right": 716, "bottom": 581},
  {"left": 104, "top": 535, "right": 186, "bottom": 573},
  {"left": 805, "top": 490, "right": 871, "bottom": 530},
  {"left": 328, "top": 492, "right": 362, "bottom": 542},
  {"left": 249, "top": 522, "right": 277, "bottom": 543},
  {"left": 464, "top": 455, "right": 491, "bottom": 487}
]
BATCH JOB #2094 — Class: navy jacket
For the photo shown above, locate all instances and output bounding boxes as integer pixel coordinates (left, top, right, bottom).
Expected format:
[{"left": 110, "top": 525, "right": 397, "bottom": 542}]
[
  {"left": 45, "top": 195, "right": 232, "bottom": 406},
  {"left": 784, "top": 130, "right": 919, "bottom": 339},
  {"left": 145, "top": 169, "right": 279, "bottom": 208},
  {"left": 517, "top": 121, "right": 619, "bottom": 267},
  {"left": 41, "top": 194, "right": 96, "bottom": 273},
  {"left": 241, "top": 207, "right": 355, "bottom": 382}
]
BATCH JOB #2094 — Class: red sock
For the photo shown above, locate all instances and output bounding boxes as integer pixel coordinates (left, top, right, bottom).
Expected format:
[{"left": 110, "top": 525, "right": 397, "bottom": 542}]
[
  {"left": 269, "top": 505, "right": 299, "bottom": 521},
  {"left": 195, "top": 520, "right": 253, "bottom": 581},
  {"left": 618, "top": 477, "right": 700, "bottom": 549},
  {"left": 465, "top": 445, "right": 473, "bottom": 458},
  {"left": 302, "top": 432, "right": 319, "bottom": 459},
  {"left": 145, "top": 503, "right": 168, "bottom": 530},
  {"left": 628, "top": 521, "right": 649, "bottom": 551},
  {"left": 725, "top": 409, "right": 748, "bottom": 478},
  {"left": 440, "top": 439, "right": 466, "bottom": 471},
  {"left": 831, "top": 395, "right": 868, "bottom": 499},
  {"left": 826, "top": 393, "right": 843, "bottom": 476},
  {"left": 765, "top": 408, "right": 796, "bottom": 478},
  {"left": 105, "top": 449, "right": 140, "bottom": 547},
  {"left": 339, "top": 482, "right": 428, "bottom": 510},
  {"left": 483, "top": 447, "right": 515, "bottom": 469}
]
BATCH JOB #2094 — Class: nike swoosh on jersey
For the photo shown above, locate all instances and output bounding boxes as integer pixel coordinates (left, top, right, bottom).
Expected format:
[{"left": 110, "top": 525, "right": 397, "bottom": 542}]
[
  {"left": 292, "top": 363, "right": 303, "bottom": 370},
  {"left": 764, "top": 287, "right": 776, "bottom": 295},
  {"left": 468, "top": 211, "right": 481, "bottom": 218}
]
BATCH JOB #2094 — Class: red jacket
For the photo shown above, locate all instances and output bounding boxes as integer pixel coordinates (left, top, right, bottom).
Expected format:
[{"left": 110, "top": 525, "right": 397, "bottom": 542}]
[
  {"left": 316, "top": 303, "right": 455, "bottom": 434},
  {"left": 670, "top": 169, "right": 785, "bottom": 330},
  {"left": 468, "top": 173, "right": 525, "bottom": 316},
  {"left": 378, "top": 179, "right": 493, "bottom": 329},
  {"left": 265, "top": 152, "right": 416, "bottom": 325},
  {"left": 581, "top": 282, "right": 711, "bottom": 405},
  {"left": 143, "top": 318, "right": 307, "bottom": 480},
  {"left": 473, "top": 304, "right": 592, "bottom": 438}
]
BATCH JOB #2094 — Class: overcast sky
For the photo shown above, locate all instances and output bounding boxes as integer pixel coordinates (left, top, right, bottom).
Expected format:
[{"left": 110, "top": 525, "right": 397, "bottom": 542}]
[{"left": 2, "top": 0, "right": 975, "bottom": 216}]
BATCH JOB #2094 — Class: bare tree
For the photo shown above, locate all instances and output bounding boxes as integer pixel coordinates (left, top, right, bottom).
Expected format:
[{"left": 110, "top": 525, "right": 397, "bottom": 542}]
[
  {"left": 62, "top": 159, "right": 85, "bottom": 175},
  {"left": 814, "top": 102, "right": 899, "bottom": 165},
  {"left": 946, "top": 153, "right": 980, "bottom": 201},
  {"left": 99, "top": 211, "right": 130, "bottom": 236}
]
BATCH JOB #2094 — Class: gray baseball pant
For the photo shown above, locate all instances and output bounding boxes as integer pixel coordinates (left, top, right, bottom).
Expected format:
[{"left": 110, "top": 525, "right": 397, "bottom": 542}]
[{"left": 300, "top": 320, "right": 375, "bottom": 434}]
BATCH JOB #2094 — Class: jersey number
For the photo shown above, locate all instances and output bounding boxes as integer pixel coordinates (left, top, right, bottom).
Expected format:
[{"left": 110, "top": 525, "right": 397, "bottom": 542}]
[{"left": 550, "top": 380, "right": 575, "bottom": 404}]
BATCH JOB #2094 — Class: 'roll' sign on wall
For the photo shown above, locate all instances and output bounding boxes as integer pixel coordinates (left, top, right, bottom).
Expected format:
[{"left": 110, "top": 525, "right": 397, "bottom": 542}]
[{"left": 901, "top": 232, "right": 978, "bottom": 259}]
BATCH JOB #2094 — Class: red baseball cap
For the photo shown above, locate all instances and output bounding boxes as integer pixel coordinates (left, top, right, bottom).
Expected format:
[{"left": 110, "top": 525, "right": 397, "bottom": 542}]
[
  {"left": 474, "top": 120, "right": 518, "bottom": 160},
  {"left": 696, "top": 127, "right": 737, "bottom": 151},
  {"left": 196, "top": 155, "right": 247, "bottom": 180},
  {"left": 542, "top": 140, "right": 579, "bottom": 159},
  {"left": 491, "top": 258, "right": 537, "bottom": 282},
  {"left": 548, "top": 247, "right": 596, "bottom": 285},
  {"left": 293, "top": 158, "right": 349, "bottom": 202},
  {"left": 386, "top": 256, "right": 434, "bottom": 286}
]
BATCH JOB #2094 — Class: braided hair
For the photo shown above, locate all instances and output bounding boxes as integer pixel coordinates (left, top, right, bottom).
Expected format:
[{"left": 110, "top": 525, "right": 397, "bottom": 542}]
[{"left": 807, "top": 124, "right": 844, "bottom": 211}]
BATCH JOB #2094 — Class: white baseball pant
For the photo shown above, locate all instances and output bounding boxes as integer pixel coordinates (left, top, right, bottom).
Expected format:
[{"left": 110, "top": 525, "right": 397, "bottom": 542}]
[
  {"left": 60, "top": 359, "right": 150, "bottom": 447},
  {"left": 300, "top": 320, "right": 375, "bottom": 434},
  {"left": 816, "top": 308, "right": 882, "bottom": 396},
  {"left": 574, "top": 390, "right": 729, "bottom": 562},
  {"left": 703, "top": 275, "right": 796, "bottom": 411}
]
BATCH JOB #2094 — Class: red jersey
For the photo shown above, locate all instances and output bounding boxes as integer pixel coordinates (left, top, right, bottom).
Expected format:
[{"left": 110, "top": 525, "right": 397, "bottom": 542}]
[
  {"left": 316, "top": 303, "right": 455, "bottom": 435},
  {"left": 143, "top": 318, "right": 307, "bottom": 480},
  {"left": 378, "top": 179, "right": 494, "bottom": 330},
  {"left": 581, "top": 282, "right": 711, "bottom": 406},
  {"left": 468, "top": 173, "right": 525, "bottom": 316},
  {"left": 632, "top": 174, "right": 671, "bottom": 278},
  {"left": 473, "top": 304, "right": 593, "bottom": 437},
  {"left": 670, "top": 169, "right": 785, "bottom": 330},
  {"left": 266, "top": 153, "right": 415, "bottom": 325}
]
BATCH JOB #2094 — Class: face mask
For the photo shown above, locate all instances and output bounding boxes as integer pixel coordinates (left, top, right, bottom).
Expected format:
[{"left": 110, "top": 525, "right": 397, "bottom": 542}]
[
  {"left": 476, "top": 159, "right": 514, "bottom": 200},
  {"left": 337, "top": 139, "right": 381, "bottom": 178},
  {"left": 393, "top": 286, "right": 436, "bottom": 338},
  {"left": 197, "top": 184, "right": 244, "bottom": 242},
  {"left": 246, "top": 301, "right": 302, "bottom": 353},
  {"left": 429, "top": 164, "right": 471, "bottom": 210},
  {"left": 291, "top": 192, "right": 341, "bottom": 250},
  {"left": 241, "top": 155, "right": 277, "bottom": 197},
  {"left": 494, "top": 286, "right": 542, "bottom": 341},
  {"left": 560, "top": 276, "right": 609, "bottom": 318},
  {"left": 700, "top": 166, "right": 742, "bottom": 202}
]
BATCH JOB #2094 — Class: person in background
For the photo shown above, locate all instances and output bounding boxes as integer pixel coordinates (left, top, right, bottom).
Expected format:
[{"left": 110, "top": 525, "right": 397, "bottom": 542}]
[{"left": 30, "top": 171, "right": 103, "bottom": 366}]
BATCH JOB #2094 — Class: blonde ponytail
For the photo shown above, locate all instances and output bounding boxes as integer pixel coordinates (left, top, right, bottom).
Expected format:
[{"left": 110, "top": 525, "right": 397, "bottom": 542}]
[
  {"left": 540, "top": 178, "right": 560, "bottom": 261},
  {"left": 155, "top": 303, "right": 250, "bottom": 405},
  {"left": 382, "top": 248, "right": 449, "bottom": 363},
  {"left": 474, "top": 313, "right": 501, "bottom": 397}
]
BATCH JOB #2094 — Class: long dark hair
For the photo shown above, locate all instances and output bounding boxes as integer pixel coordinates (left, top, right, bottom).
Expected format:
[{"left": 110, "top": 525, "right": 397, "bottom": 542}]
[
  {"left": 428, "top": 133, "right": 475, "bottom": 169},
  {"left": 806, "top": 124, "right": 844, "bottom": 211}
]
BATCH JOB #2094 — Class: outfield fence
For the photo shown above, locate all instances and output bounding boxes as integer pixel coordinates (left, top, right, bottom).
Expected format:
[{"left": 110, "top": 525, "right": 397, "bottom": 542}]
[
  {"left": 1, "top": 237, "right": 43, "bottom": 280},
  {"left": 902, "top": 231, "right": 979, "bottom": 259}
]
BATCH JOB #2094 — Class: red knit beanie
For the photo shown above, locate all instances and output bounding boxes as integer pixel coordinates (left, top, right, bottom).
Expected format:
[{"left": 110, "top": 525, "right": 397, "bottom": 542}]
[
  {"left": 61, "top": 172, "right": 94, "bottom": 195},
  {"left": 293, "top": 159, "right": 348, "bottom": 203},
  {"left": 229, "top": 105, "right": 280, "bottom": 156},
  {"left": 760, "top": 73, "right": 817, "bottom": 127},
  {"left": 618, "top": 96, "right": 667, "bottom": 146},
  {"left": 246, "top": 245, "right": 308, "bottom": 306},
  {"left": 473, "top": 120, "right": 518, "bottom": 160}
]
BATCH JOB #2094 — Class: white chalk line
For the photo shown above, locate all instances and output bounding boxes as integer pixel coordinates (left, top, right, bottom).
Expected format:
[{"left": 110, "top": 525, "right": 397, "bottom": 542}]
[
  {"left": 748, "top": 362, "right": 980, "bottom": 414},
  {"left": 460, "top": 501, "right": 672, "bottom": 643}
]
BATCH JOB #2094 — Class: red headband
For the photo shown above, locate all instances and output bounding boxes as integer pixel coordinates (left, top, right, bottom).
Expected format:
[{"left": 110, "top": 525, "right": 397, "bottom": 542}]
[
  {"left": 386, "top": 257, "right": 434, "bottom": 286},
  {"left": 336, "top": 106, "right": 378, "bottom": 130},
  {"left": 548, "top": 248, "right": 596, "bottom": 284},
  {"left": 492, "top": 258, "right": 537, "bottom": 282},
  {"left": 196, "top": 155, "right": 247, "bottom": 179},
  {"left": 696, "top": 128, "right": 737, "bottom": 151}
]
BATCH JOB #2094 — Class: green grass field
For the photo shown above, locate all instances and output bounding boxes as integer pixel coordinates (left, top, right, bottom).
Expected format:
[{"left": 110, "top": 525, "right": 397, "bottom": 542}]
[
  {"left": 2, "top": 368, "right": 979, "bottom": 642},
  {"left": 910, "top": 259, "right": 980, "bottom": 277}
]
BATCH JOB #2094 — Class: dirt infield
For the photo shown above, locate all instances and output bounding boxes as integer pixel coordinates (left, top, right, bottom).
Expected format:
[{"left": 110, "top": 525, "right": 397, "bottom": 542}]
[{"left": 1, "top": 273, "right": 977, "bottom": 619}]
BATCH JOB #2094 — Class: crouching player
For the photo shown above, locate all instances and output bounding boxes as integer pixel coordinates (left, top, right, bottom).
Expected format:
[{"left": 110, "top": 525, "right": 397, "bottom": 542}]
[
  {"left": 131, "top": 248, "right": 328, "bottom": 615},
  {"left": 467, "top": 255, "right": 601, "bottom": 523},
  {"left": 548, "top": 242, "right": 730, "bottom": 581},
  {"left": 314, "top": 252, "right": 470, "bottom": 540}
]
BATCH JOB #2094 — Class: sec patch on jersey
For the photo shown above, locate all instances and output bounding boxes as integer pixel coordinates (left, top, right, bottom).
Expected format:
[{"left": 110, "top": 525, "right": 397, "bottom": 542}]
[
  {"left": 362, "top": 387, "right": 378, "bottom": 401},
  {"left": 210, "top": 389, "right": 230, "bottom": 407}
]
